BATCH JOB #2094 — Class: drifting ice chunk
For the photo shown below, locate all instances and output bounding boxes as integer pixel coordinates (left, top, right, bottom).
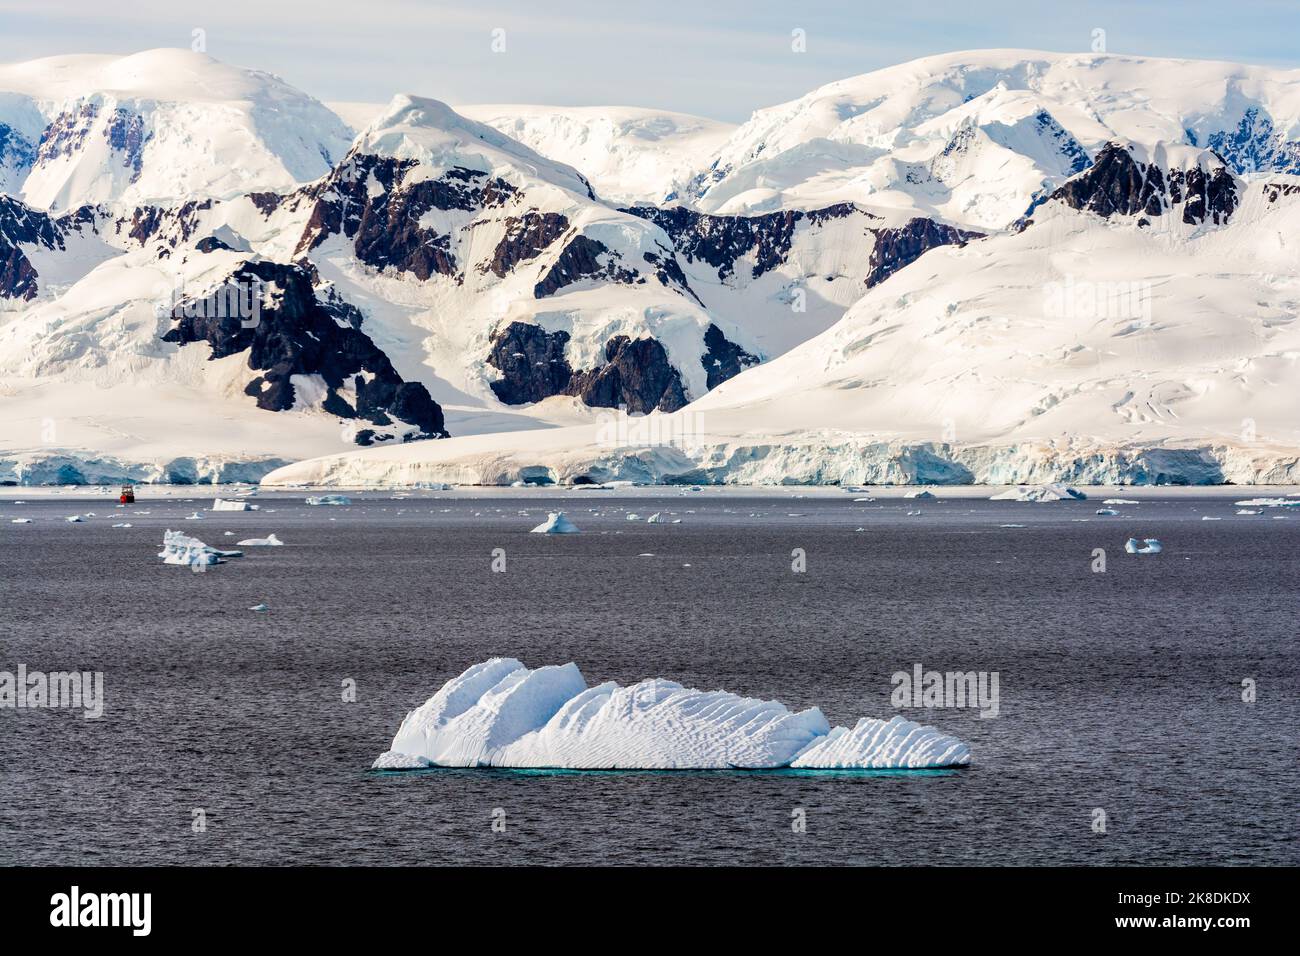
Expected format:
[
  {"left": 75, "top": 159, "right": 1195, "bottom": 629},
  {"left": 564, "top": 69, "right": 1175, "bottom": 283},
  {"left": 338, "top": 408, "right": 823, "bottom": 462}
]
[
  {"left": 1095, "top": 508, "right": 1119, "bottom": 516},
  {"left": 10, "top": 518, "right": 33, "bottom": 524},
  {"left": 791, "top": 715, "right": 971, "bottom": 769},
  {"left": 306, "top": 495, "right": 351, "bottom": 506},
  {"left": 236, "top": 533, "right": 284, "bottom": 546},
  {"left": 379, "top": 658, "right": 971, "bottom": 770},
  {"left": 158, "top": 530, "right": 243, "bottom": 566},
  {"left": 1124, "top": 537, "right": 1163, "bottom": 554},
  {"left": 646, "top": 512, "right": 664, "bottom": 523},
  {"left": 530, "top": 512, "right": 580, "bottom": 534},
  {"left": 991, "top": 484, "right": 1087, "bottom": 502},
  {"left": 1104, "top": 498, "right": 1139, "bottom": 505},
  {"left": 904, "top": 490, "right": 936, "bottom": 499},
  {"left": 212, "top": 498, "right": 258, "bottom": 512},
  {"left": 249, "top": 603, "right": 270, "bottom": 612},
  {"left": 1237, "top": 509, "right": 1260, "bottom": 515},
  {"left": 64, "top": 515, "right": 84, "bottom": 523},
  {"left": 372, "top": 751, "right": 435, "bottom": 770},
  {"left": 1234, "top": 498, "right": 1300, "bottom": 508}
]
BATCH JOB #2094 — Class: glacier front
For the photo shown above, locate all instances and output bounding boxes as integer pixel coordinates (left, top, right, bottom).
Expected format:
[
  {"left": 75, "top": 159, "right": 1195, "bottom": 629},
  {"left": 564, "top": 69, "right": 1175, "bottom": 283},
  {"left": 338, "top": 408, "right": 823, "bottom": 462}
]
[{"left": 374, "top": 658, "right": 971, "bottom": 771}]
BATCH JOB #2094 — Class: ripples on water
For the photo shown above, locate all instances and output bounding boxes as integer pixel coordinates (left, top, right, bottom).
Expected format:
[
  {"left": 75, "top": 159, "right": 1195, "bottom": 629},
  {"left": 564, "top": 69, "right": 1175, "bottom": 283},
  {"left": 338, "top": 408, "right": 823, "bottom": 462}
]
[{"left": 1, "top": 490, "right": 1296, "bottom": 865}]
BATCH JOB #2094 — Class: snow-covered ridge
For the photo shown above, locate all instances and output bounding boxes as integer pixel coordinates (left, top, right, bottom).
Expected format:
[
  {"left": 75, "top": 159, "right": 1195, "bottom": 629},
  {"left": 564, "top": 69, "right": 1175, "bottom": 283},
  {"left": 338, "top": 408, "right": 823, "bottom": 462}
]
[
  {"left": 681, "top": 50, "right": 1300, "bottom": 228},
  {"left": 0, "top": 49, "right": 351, "bottom": 210},
  {"left": 375, "top": 658, "right": 970, "bottom": 770}
]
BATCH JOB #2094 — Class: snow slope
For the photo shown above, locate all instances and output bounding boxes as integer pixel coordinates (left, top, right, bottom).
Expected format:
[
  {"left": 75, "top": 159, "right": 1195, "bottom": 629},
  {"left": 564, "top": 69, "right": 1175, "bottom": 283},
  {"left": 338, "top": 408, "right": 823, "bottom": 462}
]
[
  {"left": 457, "top": 104, "right": 735, "bottom": 206},
  {"left": 375, "top": 658, "right": 970, "bottom": 770},
  {"left": 0, "top": 50, "right": 351, "bottom": 210},
  {"left": 681, "top": 50, "right": 1300, "bottom": 228}
]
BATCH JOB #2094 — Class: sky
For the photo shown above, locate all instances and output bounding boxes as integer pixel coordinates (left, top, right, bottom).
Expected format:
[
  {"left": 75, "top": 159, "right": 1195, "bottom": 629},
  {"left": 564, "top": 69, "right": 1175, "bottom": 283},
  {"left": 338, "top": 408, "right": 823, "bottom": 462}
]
[{"left": 1, "top": 0, "right": 1299, "bottom": 121}]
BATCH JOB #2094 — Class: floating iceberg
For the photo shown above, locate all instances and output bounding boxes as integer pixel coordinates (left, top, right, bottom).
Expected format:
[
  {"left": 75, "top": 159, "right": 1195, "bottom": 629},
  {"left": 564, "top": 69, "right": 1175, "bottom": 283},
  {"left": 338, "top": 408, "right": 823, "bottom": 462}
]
[
  {"left": 991, "top": 483, "right": 1086, "bottom": 502},
  {"left": 374, "top": 658, "right": 971, "bottom": 771},
  {"left": 212, "top": 498, "right": 258, "bottom": 512},
  {"left": 158, "top": 530, "right": 243, "bottom": 566},
  {"left": 904, "top": 490, "right": 936, "bottom": 499},
  {"left": 1095, "top": 508, "right": 1119, "bottom": 516},
  {"left": 1233, "top": 498, "right": 1300, "bottom": 508},
  {"left": 248, "top": 603, "right": 270, "bottom": 612},
  {"left": 64, "top": 515, "right": 84, "bottom": 523},
  {"left": 372, "top": 751, "right": 435, "bottom": 770},
  {"left": 1104, "top": 498, "right": 1139, "bottom": 505},
  {"left": 530, "top": 512, "right": 580, "bottom": 534},
  {"left": 236, "top": 533, "right": 284, "bottom": 546},
  {"left": 1237, "top": 509, "right": 1261, "bottom": 515},
  {"left": 305, "top": 495, "right": 351, "bottom": 506},
  {"left": 1124, "top": 537, "right": 1163, "bottom": 554},
  {"left": 10, "top": 518, "right": 33, "bottom": 524},
  {"left": 646, "top": 512, "right": 663, "bottom": 523}
]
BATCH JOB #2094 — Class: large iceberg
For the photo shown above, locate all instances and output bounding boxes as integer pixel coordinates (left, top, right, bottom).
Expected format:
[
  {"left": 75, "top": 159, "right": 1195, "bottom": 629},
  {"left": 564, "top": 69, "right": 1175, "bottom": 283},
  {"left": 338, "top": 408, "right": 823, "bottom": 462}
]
[
  {"left": 158, "top": 530, "right": 243, "bottom": 566},
  {"left": 373, "top": 659, "right": 971, "bottom": 771},
  {"left": 1124, "top": 537, "right": 1163, "bottom": 554},
  {"left": 212, "top": 498, "right": 258, "bottom": 511}
]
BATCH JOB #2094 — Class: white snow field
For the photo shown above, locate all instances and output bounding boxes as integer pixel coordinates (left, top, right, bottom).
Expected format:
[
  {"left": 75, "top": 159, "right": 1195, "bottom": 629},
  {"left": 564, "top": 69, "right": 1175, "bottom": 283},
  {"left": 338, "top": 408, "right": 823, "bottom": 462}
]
[
  {"left": 677, "top": 49, "right": 1300, "bottom": 228},
  {"left": 373, "top": 658, "right": 971, "bottom": 770}
]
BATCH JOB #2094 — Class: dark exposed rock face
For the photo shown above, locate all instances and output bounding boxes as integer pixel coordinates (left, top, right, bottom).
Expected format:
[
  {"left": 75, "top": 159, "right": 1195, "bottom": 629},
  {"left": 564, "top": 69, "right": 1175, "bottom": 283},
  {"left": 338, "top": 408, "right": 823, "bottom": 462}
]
[
  {"left": 161, "top": 259, "right": 447, "bottom": 440},
  {"left": 1262, "top": 181, "right": 1300, "bottom": 204},
  {"left": 566, "top": 335, "right": 688, "bottom": 414},
  {"left": 1036, "top": 143, "right": 1239, "bottom": 226},
  {"left": 195, "top": 235, "right": 234, "bottom": 254},
  {"left": 0, "top": 197, "right": 97, "bottom": 300},
  {"left": 104, "top": 108, "right": 149, "bottom": 181},
  {"left": 484, "top": 211, "right": 570, "bottom": 277},
  {"left": 625, "top": 202, "right": 861, "bottom": 282},
  {"left": 297, "top": 152, "right": 518, "bottom": 280},
  {"left": 0, "top": 196, "right": 58, "bottom": 300},
  {"left": 35, "top": 102, "right": 98, "bottom": 168},
  {"left": 701, "top": 323, "right": 759, "bottom": 389},
  {"left": 486, "top": 321, "right": 687, "bottom": 413},
  {"left": 119, "top": 199, "right": 212, "bottom": 248},
  {"left": 865, "top": 219, "right": 982, "bottom": 288},
  {"left": 533, "top": 234, "right": 643, "bottom": 298}
]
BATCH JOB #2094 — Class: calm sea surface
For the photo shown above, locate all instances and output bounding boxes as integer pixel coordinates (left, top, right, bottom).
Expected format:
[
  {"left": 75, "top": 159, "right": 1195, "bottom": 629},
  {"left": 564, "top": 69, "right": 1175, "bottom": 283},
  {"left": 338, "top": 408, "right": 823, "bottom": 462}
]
[{"left": 1, "top": 489, "right": 1296, "bottom": 865}]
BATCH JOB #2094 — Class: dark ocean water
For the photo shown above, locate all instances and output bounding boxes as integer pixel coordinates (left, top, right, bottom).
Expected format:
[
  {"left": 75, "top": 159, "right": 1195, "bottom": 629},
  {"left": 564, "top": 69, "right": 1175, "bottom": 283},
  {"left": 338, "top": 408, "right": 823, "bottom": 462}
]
[{"left": 1, "top": 489, "right": 1296, "bottom": 866}]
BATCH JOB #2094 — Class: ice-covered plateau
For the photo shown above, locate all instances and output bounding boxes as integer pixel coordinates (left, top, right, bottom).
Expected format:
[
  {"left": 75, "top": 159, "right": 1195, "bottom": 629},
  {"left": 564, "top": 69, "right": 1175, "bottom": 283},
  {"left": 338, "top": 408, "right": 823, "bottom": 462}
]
[{"left": 373, "top": 658, "right": 971, "bottom": 770}]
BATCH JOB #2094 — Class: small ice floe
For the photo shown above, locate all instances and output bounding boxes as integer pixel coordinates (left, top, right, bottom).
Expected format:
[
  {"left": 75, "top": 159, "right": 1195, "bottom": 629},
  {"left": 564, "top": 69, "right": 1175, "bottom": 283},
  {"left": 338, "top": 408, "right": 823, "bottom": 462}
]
[
  {"left": 248, "top": 603, "right": 270, "bottom": 613},
  {"left": 646, "top": 513, "right": 663, "bottom": 523},
  {"left": 212, "top": 498, "right": 258, "bottom": 512},
  {"left": 159, "top": 530, "right": 243, "bottom": 566},
  {"left": 625, "top": 513, "right": 640, "bottom": 521},
  {"left": 530, "top": 512, "right": 580, "bottom": 534},
  {"left": 1095, "top": 508, "right": 1119, "bottom": 516},
  {"left": 853, "top": 497, "right": 873, "bottom": 502},
  {"left": 184, "top": 512, "right": 203, "bottom": 520},
  {"left": 904, "top": 490, "right": 936, "bottom": 499},
  {"left": 999, "top": 523, "right": 1025, "bottom": 528},
  {"left": 906, "top": 510, "right": 922, "bottom": 516},
  {"left": 372, "top": 751, "right": 435, "bottom": 770},
  {"left": 637, "top": 552, "right": 655, "bottom": 557},
  {"left": 10, "top": 518, "right": 33, "bottom": 524},
  {"left": 1237, "top": 509, "right": 1261, "bottom": 515},
  {"left": 305, "top": 495, "right": 351, "bottom": 506},
  {"left": 112, "top": 522, "right": 132, "bottom": 528},
  {"left": 1234, "top": 497, "right": 1300, "bottom": 508},
  {"left": 992, "top": 483, "right": 1087, "bottom": 502},
  {"left": 375, "top": 658, "right": 971, "bottom": 770},
  {"left": 1201, "top": 516, "right": 1221, "bottom": 521},
  {"left": 236, "top": 533, "right": 284, "bottom": 547},
  {"left": 1124, "top": 537, "right": 1163, "bottom": 554},
  {"left": 64, "top": 515, "right": 84, "bottom": 522},
  {"left": 1104, "top": 498, "right": 1139, "bottom": 505}
]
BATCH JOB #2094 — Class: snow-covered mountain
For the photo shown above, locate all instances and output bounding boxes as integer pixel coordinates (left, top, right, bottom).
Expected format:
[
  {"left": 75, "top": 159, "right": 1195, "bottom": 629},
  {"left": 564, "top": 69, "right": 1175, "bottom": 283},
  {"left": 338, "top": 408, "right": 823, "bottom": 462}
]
[
  {"left": 263, "top": 140, "right": 1300, "bottom": 487},
  {"left": 679, "top": 50, "right": 1300, "bottom": 229},
  {"left": 0, "top": 50, "right": 351, "bottom": 211},
  {"left": 4, "top": 48, "right": 1300, "bottom": 485}
]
